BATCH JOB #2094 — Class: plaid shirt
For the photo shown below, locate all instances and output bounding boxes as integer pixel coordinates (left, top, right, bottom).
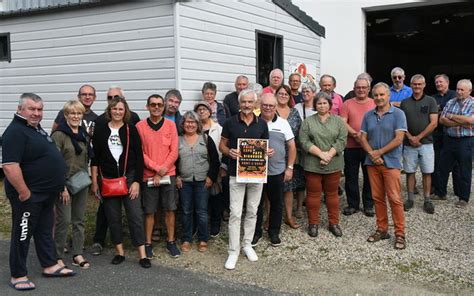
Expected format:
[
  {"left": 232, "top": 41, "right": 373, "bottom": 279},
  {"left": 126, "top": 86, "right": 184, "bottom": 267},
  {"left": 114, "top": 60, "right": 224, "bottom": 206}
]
[{"left": 441, "top": 96, "right": 474, "bottom": 137}]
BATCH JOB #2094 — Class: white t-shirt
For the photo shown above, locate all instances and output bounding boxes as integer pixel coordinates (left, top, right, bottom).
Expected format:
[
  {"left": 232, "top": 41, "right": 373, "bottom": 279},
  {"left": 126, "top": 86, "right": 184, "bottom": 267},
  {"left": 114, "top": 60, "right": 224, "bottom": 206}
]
[
  {"left": 108, "top": 127, "right": 123, "bottom": 164},
  {"left": 294, "top": 103, "right": 317, "bottom": 121}
]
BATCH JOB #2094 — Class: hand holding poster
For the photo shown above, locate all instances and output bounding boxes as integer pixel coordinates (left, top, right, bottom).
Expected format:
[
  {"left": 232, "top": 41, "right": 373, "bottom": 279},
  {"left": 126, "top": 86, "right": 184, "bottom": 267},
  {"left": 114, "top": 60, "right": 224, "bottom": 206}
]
[{"left": 236, "top": 138, "right": 268, "bottom": 183}]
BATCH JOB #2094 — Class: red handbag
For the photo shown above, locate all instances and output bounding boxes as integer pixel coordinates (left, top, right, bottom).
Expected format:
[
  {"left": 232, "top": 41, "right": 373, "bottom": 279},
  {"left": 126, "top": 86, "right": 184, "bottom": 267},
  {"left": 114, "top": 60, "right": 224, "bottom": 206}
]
[{"left": 100, "top": 125, "right": 130, "bottom": 198}]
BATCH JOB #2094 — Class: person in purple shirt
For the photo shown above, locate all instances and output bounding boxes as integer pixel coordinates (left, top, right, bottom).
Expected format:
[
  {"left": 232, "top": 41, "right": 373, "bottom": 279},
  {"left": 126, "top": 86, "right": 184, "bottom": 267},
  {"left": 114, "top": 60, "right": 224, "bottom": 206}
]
[{"left": 389, "top": 67, "right": 413, "bottom": 107}]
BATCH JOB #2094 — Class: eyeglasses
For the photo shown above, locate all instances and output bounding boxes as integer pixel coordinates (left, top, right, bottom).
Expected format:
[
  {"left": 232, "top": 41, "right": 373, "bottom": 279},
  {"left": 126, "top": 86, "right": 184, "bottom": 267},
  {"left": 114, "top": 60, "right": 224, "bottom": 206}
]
[
  {"left": 67, "top": 112, "right": 83, "bottom": 116},
  {"left": 289, "top": 80, "right": 301, "bottom": 83},
  {"left": 79, "top": 93, "right": 95, "bottom": 97},
  {"left": 107, "top": 95, "right": 124, "bottom": 100},
  {"left": 355, "top": 86, "right": 369, "bottom": 90},
  {"left": 392, "top": 75, "right": 403, "bottom": 80},
  {"left": 197, "top": 107, "right": 210, "bottom": 112},
  {"left": 277, "top": 92, "right": 289, "bottom": 97},
  {"left": 184, "top": 121, "right": 197, "bottom": 125},
  {"left": 261, "top": 104, "right": 276, "bottom": 109},
  {"left": 148, "top": 102, "right": 164, "bottom": 108}
]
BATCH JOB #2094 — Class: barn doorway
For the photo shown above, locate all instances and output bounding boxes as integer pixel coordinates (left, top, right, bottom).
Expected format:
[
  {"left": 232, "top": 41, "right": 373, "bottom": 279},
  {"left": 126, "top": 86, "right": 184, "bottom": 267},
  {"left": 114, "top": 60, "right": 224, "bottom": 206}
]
[{"left": 366, "top": 2, "right": 474, "bottom": 94}]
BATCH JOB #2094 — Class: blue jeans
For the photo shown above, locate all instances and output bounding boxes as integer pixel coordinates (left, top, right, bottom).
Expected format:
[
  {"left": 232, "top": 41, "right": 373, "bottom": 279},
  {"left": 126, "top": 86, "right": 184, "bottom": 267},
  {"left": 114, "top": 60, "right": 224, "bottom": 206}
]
[
  {"left": 180, "top": 181, "right": 209, "bottom": 242},
  {"left": 435, "top": 136, "right": 473, "bottom": 201}
]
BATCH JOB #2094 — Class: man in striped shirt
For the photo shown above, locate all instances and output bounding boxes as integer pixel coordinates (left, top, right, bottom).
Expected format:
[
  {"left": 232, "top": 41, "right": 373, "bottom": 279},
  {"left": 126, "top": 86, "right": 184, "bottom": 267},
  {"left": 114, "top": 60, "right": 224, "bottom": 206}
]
[{"left": 432, "top": 79, "right": 473, "bottom": 208}]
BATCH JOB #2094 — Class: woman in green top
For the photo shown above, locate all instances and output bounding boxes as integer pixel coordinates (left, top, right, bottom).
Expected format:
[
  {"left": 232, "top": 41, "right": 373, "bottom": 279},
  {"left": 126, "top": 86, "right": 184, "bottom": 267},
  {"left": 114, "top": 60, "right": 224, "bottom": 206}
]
[
  {"left": 299, "top": 92, "right": 347, "bottom": 238},
  {"left": 51, "top": 100, "right": 91, "bottom": 269}
]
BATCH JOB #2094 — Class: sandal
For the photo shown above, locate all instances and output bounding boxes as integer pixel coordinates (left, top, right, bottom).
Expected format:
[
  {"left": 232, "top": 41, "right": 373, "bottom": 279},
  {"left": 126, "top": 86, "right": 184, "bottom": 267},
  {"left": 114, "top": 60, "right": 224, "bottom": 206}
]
[
  {"left": 73, "top": 255, "right": 91, "bottom": 269},
  {"left": 367, "top": 230, "right": 390, "bottom": 243},
  {"left": 394, "top": 235, "right": 406, "bottom": 250},
  {"left": 285, "top": 217, "right": 301, "bottom": 229}
]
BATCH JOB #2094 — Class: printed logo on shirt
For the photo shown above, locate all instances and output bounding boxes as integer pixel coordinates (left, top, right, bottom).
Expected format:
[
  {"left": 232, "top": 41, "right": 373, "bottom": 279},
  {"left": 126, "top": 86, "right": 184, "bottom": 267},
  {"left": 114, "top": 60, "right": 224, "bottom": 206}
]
[
  {"left": 20, "top": 212, "right": 31, "bottom": 241},
  {"left": 109, "top": 134, "right": 122, "bottom": 146}
]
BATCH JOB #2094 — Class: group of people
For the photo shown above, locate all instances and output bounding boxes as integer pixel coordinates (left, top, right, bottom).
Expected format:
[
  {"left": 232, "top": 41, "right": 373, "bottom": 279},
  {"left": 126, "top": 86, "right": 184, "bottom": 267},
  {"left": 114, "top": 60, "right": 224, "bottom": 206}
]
[{"left": 2, "top": 67, "right": 472, "bottom": 290}]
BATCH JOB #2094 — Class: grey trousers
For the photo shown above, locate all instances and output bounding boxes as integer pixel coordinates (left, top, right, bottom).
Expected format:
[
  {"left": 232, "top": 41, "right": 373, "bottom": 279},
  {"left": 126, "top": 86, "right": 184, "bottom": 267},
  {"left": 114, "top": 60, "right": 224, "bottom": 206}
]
[{"left": 54, "top": 187, "right": 88, "bottom": 258}]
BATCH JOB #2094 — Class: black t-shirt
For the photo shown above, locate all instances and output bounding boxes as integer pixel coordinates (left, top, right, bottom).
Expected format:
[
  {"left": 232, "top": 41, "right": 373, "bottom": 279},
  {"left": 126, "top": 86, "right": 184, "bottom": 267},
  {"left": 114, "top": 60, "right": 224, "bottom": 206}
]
[
  {"left": 432, "top": 89, "right": 457, "bottom": 134},
  {"left": 223, "top": 92, "right": 240, "bottom": 116},
  {"left": 221, "top": 113, "right": 269, "bottom": 176},
  {"left": 400, "top": 95, "right": 438, "bottom": 145},
  {"left": 2, "top": 114, "right": 67, "bottom": 198}
]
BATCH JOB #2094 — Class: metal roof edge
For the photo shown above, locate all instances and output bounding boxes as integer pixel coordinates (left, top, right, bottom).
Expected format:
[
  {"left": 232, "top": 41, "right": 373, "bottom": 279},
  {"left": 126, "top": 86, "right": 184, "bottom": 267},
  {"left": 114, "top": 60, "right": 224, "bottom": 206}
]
[{"left": 272, "top": 0, "right": 325, "bottom": 38}]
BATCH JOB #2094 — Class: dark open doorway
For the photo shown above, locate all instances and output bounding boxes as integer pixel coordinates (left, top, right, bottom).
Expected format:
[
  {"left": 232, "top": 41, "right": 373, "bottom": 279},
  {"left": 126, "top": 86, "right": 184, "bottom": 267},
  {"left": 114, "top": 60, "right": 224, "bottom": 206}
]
[
  {"left": 366, "top": 2, "right": 474, "bottom": 94},
  {"left": 256, "top": 30, "right": 283, "bottom": 87}
]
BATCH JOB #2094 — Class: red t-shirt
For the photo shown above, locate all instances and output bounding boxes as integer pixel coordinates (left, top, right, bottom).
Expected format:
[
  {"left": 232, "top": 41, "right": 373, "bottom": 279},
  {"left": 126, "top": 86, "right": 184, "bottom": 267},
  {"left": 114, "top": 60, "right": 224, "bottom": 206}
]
[{"left": 340, "top": 98, "right": 375, "bottom": 148}]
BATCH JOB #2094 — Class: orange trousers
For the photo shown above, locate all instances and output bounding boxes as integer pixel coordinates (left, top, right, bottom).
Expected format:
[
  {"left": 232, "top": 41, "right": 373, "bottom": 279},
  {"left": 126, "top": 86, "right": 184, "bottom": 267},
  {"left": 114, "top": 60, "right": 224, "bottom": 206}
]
[
  {"left": 367, "top": 165, "right": 405, "bottom": 237},
  {"left": 305, "top": 171, "right": 341, "bottom": 225}
]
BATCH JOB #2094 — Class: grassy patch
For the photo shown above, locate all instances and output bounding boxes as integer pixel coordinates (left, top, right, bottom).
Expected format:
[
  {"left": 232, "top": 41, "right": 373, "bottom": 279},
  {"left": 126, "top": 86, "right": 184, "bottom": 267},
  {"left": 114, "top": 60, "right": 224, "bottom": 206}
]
[{"left": 396, "top": 260, "right": 424, "bottom": 273}]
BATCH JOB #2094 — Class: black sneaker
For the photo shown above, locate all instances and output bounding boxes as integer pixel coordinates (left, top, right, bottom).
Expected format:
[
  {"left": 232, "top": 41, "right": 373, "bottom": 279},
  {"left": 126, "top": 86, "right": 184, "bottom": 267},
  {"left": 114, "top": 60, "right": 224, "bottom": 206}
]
[
  {"left": 166, "top": 241, "right": 181, "bottom": 258},
  {"left": 308, "top": 224, "right": 318, "bottom": 237},
  {"left": 363, "top": 208, "right": 375, "bottom": 217},
  {"left": 269, "top": 234, "right": 281, "bottom": 247},
  {"left": 139, "top": 258, "right": 151, "bottom": 268},
  {"left": 145, "top": 243, "right": 154, "bottom": 259},
  {"left": 251, "top": 233, "right": 262, "bottom": 247},
  {"left": 431, "top": 194, "right": 447, "bottom": 201},
  {"left": 342, "top": 207, "right": 359, "bottom": 216},
  {"left": 403, "top": 199, "right": 414, "bottom": 211},
  {"left": 423, "top": 200, "right": 435, "bottom": 214},
  {"left": 111, "top": 255, "right": 125, "bottom": 265}
]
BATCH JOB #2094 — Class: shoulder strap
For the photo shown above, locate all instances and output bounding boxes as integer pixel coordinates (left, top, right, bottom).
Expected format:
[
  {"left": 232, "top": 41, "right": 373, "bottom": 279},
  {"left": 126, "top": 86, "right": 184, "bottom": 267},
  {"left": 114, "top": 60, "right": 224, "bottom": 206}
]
[{"left": 123, "top": 125, "right": 130, "bottom": 176}]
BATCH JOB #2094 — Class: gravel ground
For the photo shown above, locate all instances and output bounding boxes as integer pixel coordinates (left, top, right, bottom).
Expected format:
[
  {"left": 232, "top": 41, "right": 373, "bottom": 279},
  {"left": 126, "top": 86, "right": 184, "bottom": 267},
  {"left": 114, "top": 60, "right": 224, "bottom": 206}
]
[{"left": 151, "top": 173, "right": 473, "bottom": 295}]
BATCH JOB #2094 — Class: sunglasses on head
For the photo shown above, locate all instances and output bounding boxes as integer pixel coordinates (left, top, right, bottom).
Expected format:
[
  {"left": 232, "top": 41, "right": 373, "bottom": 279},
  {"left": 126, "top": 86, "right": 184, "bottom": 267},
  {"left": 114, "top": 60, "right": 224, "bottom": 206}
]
[{"left": 107, "top": 95, "right": 124, "bottom": 100}]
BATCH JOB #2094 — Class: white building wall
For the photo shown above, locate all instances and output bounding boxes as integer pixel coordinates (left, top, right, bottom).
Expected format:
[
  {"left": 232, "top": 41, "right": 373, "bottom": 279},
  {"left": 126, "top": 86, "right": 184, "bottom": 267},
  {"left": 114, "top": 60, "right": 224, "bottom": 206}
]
[
  {"left": 0, "top": 0, "right": 175, "bottom": 132},
  {"left": 293, "top": 0, "right": 423, "bottom": 95},
  {"left": 177, "top": 0, "right": 321, "bottom": 111}
]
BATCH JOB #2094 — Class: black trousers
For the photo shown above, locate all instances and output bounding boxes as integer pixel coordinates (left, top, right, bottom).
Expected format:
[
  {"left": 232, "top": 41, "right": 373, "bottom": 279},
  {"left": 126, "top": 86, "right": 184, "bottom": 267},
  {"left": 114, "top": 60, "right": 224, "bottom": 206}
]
[
  {"left": 255, "top": 173, "right": 284, "bottom": 237},
  {"left": 8, "top": 192, "right": 58, "bottom": 278},
  {"left": 344, "top": 148, "right": 373, "bottom": 210},
  {"left": 93, "top": 202, "right": 108, "bottom": 246}
]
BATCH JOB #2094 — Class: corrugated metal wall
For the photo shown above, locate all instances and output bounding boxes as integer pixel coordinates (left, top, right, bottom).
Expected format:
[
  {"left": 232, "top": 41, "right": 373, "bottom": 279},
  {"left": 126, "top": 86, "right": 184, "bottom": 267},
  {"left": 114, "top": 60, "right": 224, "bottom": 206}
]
[{"left": 2, "top": 0, "right": 95, "bottom": 12}]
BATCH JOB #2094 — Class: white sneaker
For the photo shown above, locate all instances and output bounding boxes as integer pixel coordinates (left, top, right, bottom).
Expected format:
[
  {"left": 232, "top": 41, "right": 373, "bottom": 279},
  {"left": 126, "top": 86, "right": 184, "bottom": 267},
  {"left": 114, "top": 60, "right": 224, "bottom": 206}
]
[
  {"left": 224, "top": 254, "right": 239, "bottom": 270},
  {"left": 242, "top": 246, "right": 258, "bottom": 262}
]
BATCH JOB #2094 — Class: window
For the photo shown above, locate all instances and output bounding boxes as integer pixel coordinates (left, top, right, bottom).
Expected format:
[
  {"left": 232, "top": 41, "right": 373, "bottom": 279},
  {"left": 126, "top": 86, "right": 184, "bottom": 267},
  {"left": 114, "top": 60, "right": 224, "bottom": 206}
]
[
  {"left": 256, "top": 31, "right": 283, "bottom": 87},
  {"left": 1, "top": 33, "right": 11, "bottom": 62}
]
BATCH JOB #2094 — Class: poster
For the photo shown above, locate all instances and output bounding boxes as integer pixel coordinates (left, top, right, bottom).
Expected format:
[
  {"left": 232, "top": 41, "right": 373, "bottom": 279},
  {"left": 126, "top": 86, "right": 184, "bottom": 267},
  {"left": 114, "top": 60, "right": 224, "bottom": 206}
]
[
  {"left": 289, "top": 61, "right": 318, "bottom": 85},
  {"left": 236, "top": 138, "right": 268, "bottom": 183}
]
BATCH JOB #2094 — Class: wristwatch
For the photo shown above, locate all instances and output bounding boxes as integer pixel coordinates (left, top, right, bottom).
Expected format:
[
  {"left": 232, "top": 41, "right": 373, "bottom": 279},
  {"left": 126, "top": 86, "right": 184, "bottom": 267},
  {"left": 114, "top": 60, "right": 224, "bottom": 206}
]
[{"left": 287, "top": 165, "right": 294, "bottom": 170}]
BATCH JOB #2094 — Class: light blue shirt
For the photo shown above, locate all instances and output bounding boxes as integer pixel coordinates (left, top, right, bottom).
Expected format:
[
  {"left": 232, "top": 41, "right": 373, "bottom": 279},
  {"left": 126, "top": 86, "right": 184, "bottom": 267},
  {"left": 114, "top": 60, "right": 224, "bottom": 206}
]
[
  {"left": 390, "top": 85, "right": 413, "bottom": 103},
  {"left": 360, "top": 105, "right": 407, "bottom": 169}
]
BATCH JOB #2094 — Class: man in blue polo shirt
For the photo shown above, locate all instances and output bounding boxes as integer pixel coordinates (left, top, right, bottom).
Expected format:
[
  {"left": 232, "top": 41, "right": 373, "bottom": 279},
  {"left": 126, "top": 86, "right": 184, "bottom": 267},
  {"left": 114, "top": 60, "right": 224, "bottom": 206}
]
[
  {"left": 433, "top": 79, "right": 474, "bottom": 208},
  {"left": 2, "top": 93, "right": 76, "bottom": 291},
  {"left": 360, "top": 82, "right": 407, "bottom": 250},
  {"left": 219, "top": 89, "right": 269, "bottom": 270},
  {"left": 389, "top": 67, "right": 413, "bottom": 107}
]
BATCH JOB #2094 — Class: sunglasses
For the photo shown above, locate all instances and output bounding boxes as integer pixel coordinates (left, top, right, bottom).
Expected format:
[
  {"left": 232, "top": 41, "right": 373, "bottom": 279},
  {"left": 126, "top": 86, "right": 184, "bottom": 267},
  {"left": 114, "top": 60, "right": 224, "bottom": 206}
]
[
  {"left": 392, "top": 75, "right": 403, "bottom": 80},
  {"left": 107, "top": 95, "right": 124, "bottom": 100},
  {"left": 148, "top": 102, "right": 164, "bottom": 108}
]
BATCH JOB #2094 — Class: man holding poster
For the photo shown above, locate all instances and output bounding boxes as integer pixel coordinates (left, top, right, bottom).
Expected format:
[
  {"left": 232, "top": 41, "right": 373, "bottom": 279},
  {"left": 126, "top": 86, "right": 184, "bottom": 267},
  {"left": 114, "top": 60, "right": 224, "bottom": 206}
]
[{"left": 219, "top": 89, "right": 270, "bottom": 270}]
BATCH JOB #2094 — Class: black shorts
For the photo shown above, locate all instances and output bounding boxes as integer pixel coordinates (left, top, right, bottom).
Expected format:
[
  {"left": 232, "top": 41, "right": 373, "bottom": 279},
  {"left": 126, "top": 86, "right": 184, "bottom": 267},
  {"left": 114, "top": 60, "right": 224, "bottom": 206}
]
[{"left": 141, "top": 176, "right": 177, "bottom": 213}]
